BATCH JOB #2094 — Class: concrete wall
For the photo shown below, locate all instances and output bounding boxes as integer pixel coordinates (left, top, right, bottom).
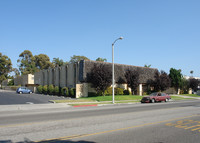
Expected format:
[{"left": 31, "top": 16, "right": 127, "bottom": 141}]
[
  {"left": 67, "top": 63, "right": 75, "bottom": 88},
  {"left": 54, "top": 67, "right": 60, "bottom": 87},
  {"left": 48, "top": 68, "right": 54, "bottom": 85},
  {"left": 14, "top": 76, "right": 22, "bottom": 86},
  {"left": 60, "top": 65, "right": 67, "bottom": 88},
  {"left": 14, "top": 74, "right": 34, "bottom": 86},
  {"left": 34, "top": 71, "right": 43, "bottom": 85},
  {"left": 43, "top": 70, "right": 48, "bottom": 85},
  {"left": 2, "top": 79, "right": 12, "bottom": 86}
]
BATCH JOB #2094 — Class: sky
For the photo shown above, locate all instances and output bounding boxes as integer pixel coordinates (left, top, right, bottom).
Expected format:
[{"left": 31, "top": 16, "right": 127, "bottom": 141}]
[{"left": 0, "top": 0, "right": 200, "bottom": 77}]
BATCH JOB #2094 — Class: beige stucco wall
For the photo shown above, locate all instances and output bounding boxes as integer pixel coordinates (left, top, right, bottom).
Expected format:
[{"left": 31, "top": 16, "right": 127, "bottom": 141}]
[
  {"left": 27, "top": 74, "right": 34, "bottom": 84},
  {"left": 76, "top": 83, "right": 88, "bottom": 98}
]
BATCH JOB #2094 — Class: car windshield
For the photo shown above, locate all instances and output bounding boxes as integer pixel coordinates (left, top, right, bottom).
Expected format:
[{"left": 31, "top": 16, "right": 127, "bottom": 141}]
[{"left": 150, "top": 92, "right": 158, "bottom": 96}]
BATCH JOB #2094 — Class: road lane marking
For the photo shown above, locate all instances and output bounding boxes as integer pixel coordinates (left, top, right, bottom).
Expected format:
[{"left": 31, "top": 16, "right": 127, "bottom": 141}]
[
  {"left": 35, "top": 114, "right": 200, "bottom": 142},
  {"left": 166, "top": 118, "right": 200, "bottom": 132}
]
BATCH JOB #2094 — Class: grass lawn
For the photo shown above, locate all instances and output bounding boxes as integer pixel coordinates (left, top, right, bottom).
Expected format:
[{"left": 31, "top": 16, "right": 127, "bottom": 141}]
[
  {"left": 80, "top": 95, "right": 143, "bottom": 102},
  {"left": 170, "top": 96, "right": 194, "bottom": 100},
  {"left": 180, "top": 94, "right": 200, "bottom": 97},
  {"left": 51, "top": 95, "right": 195, "bottom": 104}
]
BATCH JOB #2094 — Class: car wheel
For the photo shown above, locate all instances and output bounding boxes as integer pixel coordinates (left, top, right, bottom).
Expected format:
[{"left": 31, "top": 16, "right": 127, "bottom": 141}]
[
  {"left": 165, "top": 98, "right": 169, "bottom": 102},
  {"left": 19, "top": 91, "right": 22, "bottom": 94},
  {"left": 29, "top": 91, "right": 32, "bottom": 94},
  {"left": 151, "top": 99, "right": 155, "bottom": 103}
]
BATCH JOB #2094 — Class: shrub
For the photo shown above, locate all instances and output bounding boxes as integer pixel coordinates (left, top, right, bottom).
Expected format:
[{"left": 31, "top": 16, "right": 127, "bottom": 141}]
[
  {"left": 7, "top": 79, "right": 14, "bottom": 86},
  {"left": 37, "top": 85, "right": 43, "bottom": 94},
  {"left": 115, "top": 88, "right": 124, "bottom": 95},
  {"left": 88, "top": 92, "right": 98, "bottom": 97},
  {"left": 105, "top": 87, "right": 112, "bottom": 95},
  {"left": 69, "top": 88, "right": 76, "bottom": 98},
  {"left": 123, "top": 90, "right": 131, "bottom": 95},
  {"left": 54, "top": 86, "right": 59, "bottom": 96},
  {"left": 43, "top": 85, "right": 48, "bottom": 94},
  {"left": 48, "top": 84, "right": 54, "bottom": 95},
  {"left": 61, "top": 87, "right": 69, "bottom": 97}
]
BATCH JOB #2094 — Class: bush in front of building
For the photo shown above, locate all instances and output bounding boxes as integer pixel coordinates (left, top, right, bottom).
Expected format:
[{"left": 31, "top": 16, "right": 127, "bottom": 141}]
[
  {"left": 54, "top": 86, "right": 59, "bottom": 96},
  {"left": 123, "top": 90, "right": 131, "bottom": 95},
  {"left": 37, "top": 85, "right": 43, "bottom": 94},
  {"left": 69, "top": 88, "right": 76, "bottom": 98},
  {"left": 105, "top": 87, "right": 112, "bottom": 95},
  {"left": 115, "top": 88, "right": 124, "bottom": 95},
  {"left": 48, "top": 84, "right": 54, "bottom": 95},
  {"left": 61, "top": 87, "right": 69, "bottom": 97},
  {"left": 43, "top": 85, "right": 48, "bottom": 94}
]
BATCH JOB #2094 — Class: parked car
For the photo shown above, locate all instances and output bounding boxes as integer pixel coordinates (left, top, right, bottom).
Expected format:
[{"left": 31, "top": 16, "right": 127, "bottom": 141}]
[
  {"left": 141, "top": 92, "right": 171, "bottom": 103},
  {"left": 16, "top": 87, "right": 33, "bottom": 94}
]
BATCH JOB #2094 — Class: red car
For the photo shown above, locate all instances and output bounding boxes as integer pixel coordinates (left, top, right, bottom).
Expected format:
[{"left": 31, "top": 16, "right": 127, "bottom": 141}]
[{"left": 141, "top": 92, "right": 171, "bottom": 103}]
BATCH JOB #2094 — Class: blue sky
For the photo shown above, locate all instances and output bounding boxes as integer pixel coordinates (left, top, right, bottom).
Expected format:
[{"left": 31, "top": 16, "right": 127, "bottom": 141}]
[{"left": 0, "top": 0, "right": 200, "bottom": 77}]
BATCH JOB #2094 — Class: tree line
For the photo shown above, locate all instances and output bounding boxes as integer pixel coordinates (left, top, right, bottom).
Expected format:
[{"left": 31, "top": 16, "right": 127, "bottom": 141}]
[
  {"left": 88, "top": 64, "right": 199, "bottom": 96},
  {"left": 0, "top": 50, "right": 199, "bottom": 95},
  {"left": 0, "top": 50, "right": 107, "bottom": 83}
]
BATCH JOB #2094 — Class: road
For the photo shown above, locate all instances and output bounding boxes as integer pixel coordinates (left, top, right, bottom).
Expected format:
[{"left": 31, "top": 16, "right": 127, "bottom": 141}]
[
  {"left": 0, "top": 90, "right": 65, "bottom": 105},
  {"left": 0, "top": 99, "right": 200, "bottom": 143}
]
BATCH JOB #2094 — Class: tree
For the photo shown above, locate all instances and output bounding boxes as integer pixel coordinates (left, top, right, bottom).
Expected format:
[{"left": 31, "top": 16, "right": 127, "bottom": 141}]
[
  {"left": 159, "top": 71, "right": 171, "bottom": 91},
  {"left": 17, "top": 50, "right": 37, "bottom": 75},
  {"left": 169, "top": 68, "right": 183, "bottom": 92},
  {"left": 35, "top": 54, "right": 53, "bottom": 70},
  {"left": 88, "top": 64, "right": 112, "bottom": 96},
  {"left": 189, "top": 78, "right": 199, "bottom": 92},
  {"left": 96, "top": 57, "right": 107, "bottom": 62},
  {"left": 190, "top": 70, "right": 194, "bottom": 77},
  {"left": 52, "top": 58, "right": 64, "bottom": 67},
  {"left": 144, "top": 64, "right": 151, "bottom": 68},
  {"left": 125, "top": 69, "right": 139, "bottom": 95},
  {"left": 70, "top": 55, "right": 89, "bottom": 63},
  {"left": 147, "top": 71, "right": 171, "bottom": 92},
  {"left": 181, "top": 78, "right": 189, "bottom": 94},
  {"left": 0, "top": 53, "right": 12, "bottom": 84}
]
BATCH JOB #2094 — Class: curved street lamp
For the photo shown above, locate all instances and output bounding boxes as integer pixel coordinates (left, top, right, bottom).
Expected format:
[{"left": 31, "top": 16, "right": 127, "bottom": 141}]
[{"left": 112, "top": 37, "right": 123, "bottom": 104}]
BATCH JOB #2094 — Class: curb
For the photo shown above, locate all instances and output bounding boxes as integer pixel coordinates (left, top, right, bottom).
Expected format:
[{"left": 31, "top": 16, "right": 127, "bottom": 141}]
[{"left": 73, "top": 104, "right": 98, "bottom": 107}]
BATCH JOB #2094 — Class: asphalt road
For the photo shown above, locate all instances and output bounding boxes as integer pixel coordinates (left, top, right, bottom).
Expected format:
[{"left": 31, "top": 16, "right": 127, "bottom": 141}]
[
  {"left": 0, "top": 90, "right": 65, "bottom": 105},
  {"left": 0, "top": 99, "right": 200, "bottom": 143}
]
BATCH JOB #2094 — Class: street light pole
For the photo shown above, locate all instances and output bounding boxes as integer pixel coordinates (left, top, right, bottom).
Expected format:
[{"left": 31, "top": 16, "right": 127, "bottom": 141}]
[{"left": 112, "top": 37, "right": 123, "bottom": 104}]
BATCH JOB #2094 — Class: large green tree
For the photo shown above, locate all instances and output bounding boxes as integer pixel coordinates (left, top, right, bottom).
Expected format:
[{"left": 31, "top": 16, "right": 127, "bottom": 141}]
[
  {"left": 52, "top": 57, "right": 65, "bottom": 67},
  {"left": 70, "top": 55, "right": 89, "bottom": 63},
  {"left": 0, "top": 53, "right": 12, "bottom": 83},
  {"left": 96, "top": 57, "right": 107, "bottom": 62},
  {"left": 169, "top": 68, "right": 183, "bottom": 91},
  {"left": 17, "top": 50, "right": 37, "bottom": 75},
  {"left": 35, "top": 54, "right": 53, "bottom": 70}
]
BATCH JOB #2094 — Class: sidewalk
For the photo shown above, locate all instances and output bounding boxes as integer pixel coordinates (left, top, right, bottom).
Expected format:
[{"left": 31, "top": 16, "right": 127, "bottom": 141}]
[{"left": 0, "top": 103, "right": 70, "bottom": 112}]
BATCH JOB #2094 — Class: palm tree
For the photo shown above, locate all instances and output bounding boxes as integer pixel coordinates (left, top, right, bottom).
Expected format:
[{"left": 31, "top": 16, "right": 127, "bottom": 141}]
[{"left": 190, "top": 70, "right": 194, "bottom": 77}]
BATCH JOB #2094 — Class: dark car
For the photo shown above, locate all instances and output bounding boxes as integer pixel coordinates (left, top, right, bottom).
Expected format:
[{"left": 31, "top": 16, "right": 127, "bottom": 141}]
[
  {"left": 141, "top": 92, "right": 171, "bottom": 103},
  {"left": 16, "top": 87, "right": 33, "bottom": 94}
]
